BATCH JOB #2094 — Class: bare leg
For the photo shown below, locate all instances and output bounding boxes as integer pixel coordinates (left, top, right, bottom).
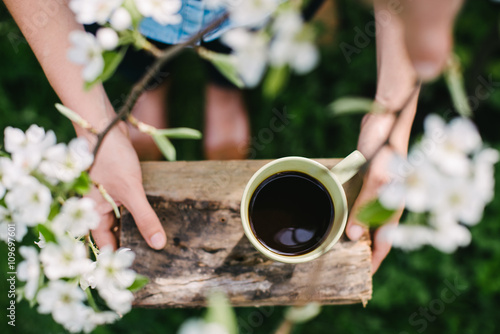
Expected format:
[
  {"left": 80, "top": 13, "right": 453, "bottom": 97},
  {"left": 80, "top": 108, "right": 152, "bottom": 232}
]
[
  {"left": 203, "top": 84, "right": 250, "bottom": 160},
  {"left": 128, "top": 81, "right": 169, "bottom": 161}
]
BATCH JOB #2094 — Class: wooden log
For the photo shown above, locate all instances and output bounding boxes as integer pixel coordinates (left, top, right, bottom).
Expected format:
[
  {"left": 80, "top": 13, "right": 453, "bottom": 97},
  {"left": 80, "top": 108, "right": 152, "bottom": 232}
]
[{"left": 120, "top": 159, "right": 372, "bottom": 308}]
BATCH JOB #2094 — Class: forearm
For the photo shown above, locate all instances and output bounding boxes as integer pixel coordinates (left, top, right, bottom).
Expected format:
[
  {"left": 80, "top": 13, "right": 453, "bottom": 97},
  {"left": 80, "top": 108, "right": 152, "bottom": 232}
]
[
  {"left": 358, "top": 0, "right": 419, "bottom": 158},
  {"left": 4, "top": 0, "right": 115, "bottom": 140}
]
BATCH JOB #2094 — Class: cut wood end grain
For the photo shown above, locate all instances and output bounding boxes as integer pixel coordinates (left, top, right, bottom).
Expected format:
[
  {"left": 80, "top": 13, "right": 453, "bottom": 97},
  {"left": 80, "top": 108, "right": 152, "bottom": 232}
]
[{"left": 120, "top": 160, "right": 373, "bottom": 308}]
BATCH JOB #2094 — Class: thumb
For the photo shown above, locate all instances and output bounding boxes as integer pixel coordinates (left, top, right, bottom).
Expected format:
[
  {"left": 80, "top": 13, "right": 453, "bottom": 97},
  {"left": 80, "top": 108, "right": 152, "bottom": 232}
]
[
  {"left": 121, "top": 184, "right": 166, "bottom": 250},
  {"left": 402, "top": 0, "right": 463, "bottom": 81},
  {"left": 346, "top": 151, "right": 392, "bottom": 241},
  {"left": 346, "top": 180, "right": 375, "bottom": 241}
]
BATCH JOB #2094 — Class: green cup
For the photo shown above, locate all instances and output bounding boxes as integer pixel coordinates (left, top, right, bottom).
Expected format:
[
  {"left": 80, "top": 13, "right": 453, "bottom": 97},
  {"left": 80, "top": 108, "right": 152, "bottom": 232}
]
[{"left": 241, "top": 150, "right": 366, "bottom": 263}]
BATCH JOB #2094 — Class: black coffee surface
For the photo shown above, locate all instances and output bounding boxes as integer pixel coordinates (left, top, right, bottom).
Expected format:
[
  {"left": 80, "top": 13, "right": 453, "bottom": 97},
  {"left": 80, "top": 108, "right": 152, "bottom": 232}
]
[{"left": 249, "top": 171, "right": 334, "bottom": 255}]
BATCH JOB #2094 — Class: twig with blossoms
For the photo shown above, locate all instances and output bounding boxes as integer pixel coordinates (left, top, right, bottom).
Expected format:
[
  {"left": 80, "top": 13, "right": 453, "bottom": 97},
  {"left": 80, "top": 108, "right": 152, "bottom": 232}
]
[
  {"left": 64, "top": 0, "right": 322, "bottom": 159},
  {"left": 0, "top": 126, "right": 147, "bottom": 333},
  {"left": 347, "top": 82, "right": 498, "bottom": 253},
  {"left": 91, "top": 12, "right": 229, "bottom": 158}
]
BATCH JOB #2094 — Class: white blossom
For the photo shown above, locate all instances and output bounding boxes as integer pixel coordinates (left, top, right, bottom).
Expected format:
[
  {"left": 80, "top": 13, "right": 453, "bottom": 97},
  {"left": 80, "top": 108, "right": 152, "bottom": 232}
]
[
  {"left": 94, "top": 247, "right": 136, "bottom": 314},
  {"left": 4, "top": 125, "right": 56, "bottom": 172},
  {"left": 5, "top": 176, "right": 52, "bottom": 226},
  {"left": 381, "top": 224, "right": 433, "bottom": 251},
  {"left": 83, "top": 311, "right": 120, "bottom": 333},
  {"left": 40, "top": 237, "right": 92, "bottom": 279},
  {"left": 97, "top": 27, "right": 119, "bottom": 50},
  {"left": 379, "top": 154, "right": 441, "bottom": 212},
  {"left": 0, "top": 223, "right": 28, "bottom": 242},
  {"left": 379, "top": 115, "right": 497, "bottom": 254},
  {"left": 430, "top": 222, "right": 471, "bottom": 253},
  {"left": 69, "top": 0, "right": 123, "bottom": 25},
  {"left": 80, "top": 262, "right": 97, "bottom": 291},
  {"left": 178, "top": 319, "right": 230, "bottom": 334},
  {"left": 4, "top": 125, "right": 56, "bottom": 156},
  {"left": 52, "top": 197, "right": 100, "bottom": 237},
  {"left": 98, "top": 284, "right": 134, "bottom": 314},
  {"left": 471, "top": 148, "right": 499, "bottom": 203},
  {"left": 0, "top": 157, "right": 24, "bottom": 194},
  {"left": 269, "top": 37, "right": 318, "bottom": 74},
  {"left": 222, "top": 29, "right": 268, "bottom": 87},
  {"left": 110, "top": 7, "right": 132, "bottom": 31},
  {"left": 382, "top": 222, "right": 471, "bottom": 253},
  {"left": 228, "top": 0, "right": 279, "bottom": 27},
  {"left": 0, "top": 206, "right": 27, "bottom": 242},
  {"left": 272, "top": 9, "right": 303, "bottom": 37},
  {"left": 67, "top": 31, "right": 105, "bottom": 82},
  {"left": 424, "top": 114, "right": 482, "bottom": 176},
  {"left": 269, "top": 10, "right": 319, "bottom": 74},
  {"left": 134, "top": 0, "right": 182, "bottom": 26},
  {"left": 94, "top": 247, "right": 136, "bottom": 290},
  {"left": 18, "top": 246, "right": 41, "bottom": 300},
  {"left": 433, "top": 178, "right": 486, "bottom": 226},
  {"left": 37, "top": 280, "right": 90, "bottom": 333},
  {"left": 39, "top": 137, "right": 93, "bottom": 183},
  {"left": 35, "top": 232, "right": 47, "bottom": 249}
]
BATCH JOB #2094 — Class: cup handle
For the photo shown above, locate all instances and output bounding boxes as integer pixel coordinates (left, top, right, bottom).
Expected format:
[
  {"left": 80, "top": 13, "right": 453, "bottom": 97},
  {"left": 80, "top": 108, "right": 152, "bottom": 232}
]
[{"left": 330, "top": 150, "right": 367, "bottom": 184}]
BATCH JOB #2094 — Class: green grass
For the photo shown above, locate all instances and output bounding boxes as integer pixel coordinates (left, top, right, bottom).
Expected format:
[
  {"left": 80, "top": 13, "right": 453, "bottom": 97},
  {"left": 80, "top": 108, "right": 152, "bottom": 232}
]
[{"left": 1, "top": 0, "right": 500, "bottom": 333}]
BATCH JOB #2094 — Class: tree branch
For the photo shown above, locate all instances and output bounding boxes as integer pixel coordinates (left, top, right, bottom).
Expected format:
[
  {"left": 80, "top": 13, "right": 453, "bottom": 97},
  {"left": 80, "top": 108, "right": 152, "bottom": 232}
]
[{"left": 91, "top": 13, "right": 229, "bottom": 159}]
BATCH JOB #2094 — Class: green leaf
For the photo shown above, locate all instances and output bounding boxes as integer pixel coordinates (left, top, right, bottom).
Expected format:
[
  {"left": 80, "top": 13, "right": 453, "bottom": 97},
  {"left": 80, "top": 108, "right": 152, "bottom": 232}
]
[
  {"left": 152, "top": 134, "right": 176, "bottom": 161},
  {"left": 54, "top": 103, "right": 88, "bottom": 127},
  {"left": 47, "top": 201, "right": 61, "bottom": 221},
  {"left": 73, "top": 172, "right": 92, "bottom": 195},
  {"left": 128, "top": 274, "right": 149, "bottom": 292},
  {"left": 285, "top": 303, "right": 322, "bottom": 324},
  {"left": 444, "top": 54, "right": 472, "bottom": 118},
  {"left": 84, "top": 47, "right": 128, "bottom": 90},
  {"left": 154, "top": 127, "right": 202, "bottom": 139},
  {"left": 357, "top": 199, "right": 397, "bottom": 227},
  {"left": 205, "top": 292, "right": 238, "bottom": 334},
  {"left": 263, "top": 65, "right": 289, "bottom": 100},
  {"left": 37, "top": 224, "right": 57, "bottom": 244},
  {"left": 329, "top": 97, "right": 384, "bottom": 116},
  {"left": 197, "top": 47, "right": 244, "bottom": 88}
]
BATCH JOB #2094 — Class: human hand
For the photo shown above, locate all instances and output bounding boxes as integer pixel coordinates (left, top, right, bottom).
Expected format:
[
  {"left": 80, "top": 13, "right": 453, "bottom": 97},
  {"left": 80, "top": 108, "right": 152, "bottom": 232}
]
[
  {"left": 346, "top": 146, "right": 402, "bottom": 274},
  {"left": 87, "top": 126, "right": 167, "bottom": 250},
  {"left": 345, "top": 108, "right": 416, "bottom": 273},
  {"left": 398, "top": 0, "right": 465, "bottom": 81}
]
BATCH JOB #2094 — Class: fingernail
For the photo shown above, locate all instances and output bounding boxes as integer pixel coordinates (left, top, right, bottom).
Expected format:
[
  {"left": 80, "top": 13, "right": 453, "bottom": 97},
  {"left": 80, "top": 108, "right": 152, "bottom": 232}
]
[
  {"left": 150, "top": 232, "right": 166, "bottom": 250},
  {"left": 349, "top": 224, "right": 365, "bottom": 241},
  {"left": 413, "top": 61, "right": 441, "bottom": 81}
]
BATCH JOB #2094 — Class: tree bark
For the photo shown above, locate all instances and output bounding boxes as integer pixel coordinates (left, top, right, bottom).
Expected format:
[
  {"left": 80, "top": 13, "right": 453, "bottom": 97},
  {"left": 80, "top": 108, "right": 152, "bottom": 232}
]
[{"left": 120, "top": 160, "right": 372, "bottom": 308}]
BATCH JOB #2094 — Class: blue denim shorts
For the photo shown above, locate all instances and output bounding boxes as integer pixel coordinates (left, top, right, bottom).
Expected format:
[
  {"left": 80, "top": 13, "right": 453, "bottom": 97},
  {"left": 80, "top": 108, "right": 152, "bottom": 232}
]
[{"left": 139, "top": 0, "right": 231, "bottom": 45}]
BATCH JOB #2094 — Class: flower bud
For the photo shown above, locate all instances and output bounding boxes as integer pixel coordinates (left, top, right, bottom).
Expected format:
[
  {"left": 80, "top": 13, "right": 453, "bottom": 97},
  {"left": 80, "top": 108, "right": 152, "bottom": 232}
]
[
  {"left": 96, "top": 28, "right": 119, "bottom": 51},
  {"left": 110, "top": 7, "right": 132, "bottom": 31}
]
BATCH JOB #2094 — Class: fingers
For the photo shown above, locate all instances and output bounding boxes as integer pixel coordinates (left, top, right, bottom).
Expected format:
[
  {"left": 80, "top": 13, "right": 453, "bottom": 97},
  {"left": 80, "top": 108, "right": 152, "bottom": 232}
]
[
  {"left": 371, "top": 222, "right": 398, "bottom": 273},
  {"left": 401, "top": 0, "right": 464, "bottom": 80},
  {"left": 92, "top": 211, "right": 118, "bottom": 250},
  {"left": 346, "top": 146, "right": 394, "bottom": 241},
  {"left": 346, "top": 148, "right": 402, "bottom": 273},
  {"left": 120, "top": 184, "right": 167, "bottom": 250},
  {"left": 346, "top": 167, "right": 388, "bottom": 241}
]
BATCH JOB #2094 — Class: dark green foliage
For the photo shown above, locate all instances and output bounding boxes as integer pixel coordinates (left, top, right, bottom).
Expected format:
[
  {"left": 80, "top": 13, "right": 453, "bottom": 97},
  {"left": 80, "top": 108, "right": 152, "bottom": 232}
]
[{"left": 1, "top": 0, "right": 500, "bottom": 333}]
